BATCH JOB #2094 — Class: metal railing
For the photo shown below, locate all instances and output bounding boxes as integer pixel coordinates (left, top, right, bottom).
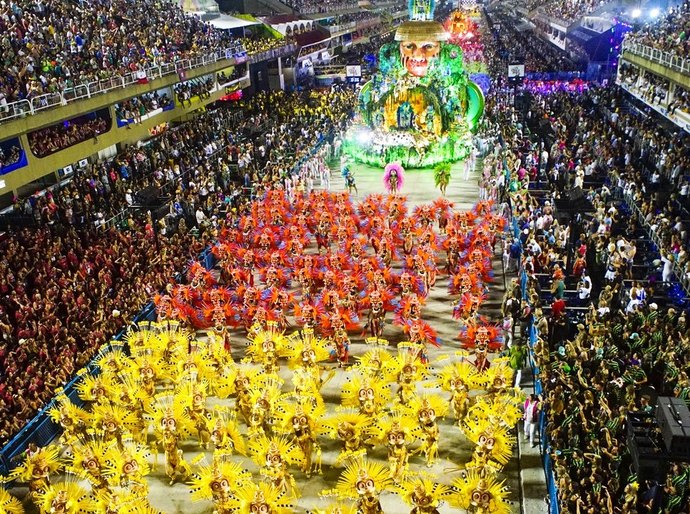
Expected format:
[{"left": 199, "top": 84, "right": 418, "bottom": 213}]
[
  {"left": 0, "top": 43, "right": 256, "bottom": 125},
  {"left": 621, "top": 40, "right": 690, "bottom": 76},
  {"left": 246, "top": 44, "right": 298, "bottom": 64}
]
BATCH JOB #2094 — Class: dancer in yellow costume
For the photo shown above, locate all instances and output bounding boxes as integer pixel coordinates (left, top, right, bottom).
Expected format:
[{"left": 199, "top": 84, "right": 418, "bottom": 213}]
[
  {"left": 0, "top": 488, "right": 23, "bottom": 514},
  {"left": 5, "top": 446, "right": 62, "bottom": 499},
  {"left": 405, "top": 394, "right": 448, "bottom": 467},
  {"left": 274, "top": 395, "right": 325, "bottom": 476},
  {"left": 189, "top": 459, "right": 252, "bottom": 514},
  {"left": 434, "top": 356, "right": 479, "bottom": 421},
  {"left": 450, "top": 469, "right": 511, "bottom": 514},
  {"left": 397, "top": 477, "right": 453, "bottom": 514},
  {"left": 370, "top": 412, "right": 416, "bottom": 484},
  {"left": 324, "top": 457, "right": 392, "bottom": 514},
  {"left": 34, "top": 481, "right": 97, "bottom": 514},
  {"left": 341, "top": 372, "right": 390, "bottom": 418},
  {"left": 248, "top": 435, "right": 303, "bottom": 496},
  {"left": 208, "top": 407, "right": 246, "bottom": 463},
  {"left": 322, "top": 409, "right": 373, "bottom": 466}
]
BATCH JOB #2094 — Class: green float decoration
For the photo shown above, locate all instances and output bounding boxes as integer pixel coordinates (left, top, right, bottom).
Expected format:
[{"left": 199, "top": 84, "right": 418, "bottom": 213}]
[{"left": 345, "top": 0, "right": 484, "bottom": 168}]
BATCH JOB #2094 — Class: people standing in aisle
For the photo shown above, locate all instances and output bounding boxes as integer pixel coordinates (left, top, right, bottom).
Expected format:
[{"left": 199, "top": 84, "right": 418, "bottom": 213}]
[{"left": 523, "top": 394, "right": 541, "bottom": 448}]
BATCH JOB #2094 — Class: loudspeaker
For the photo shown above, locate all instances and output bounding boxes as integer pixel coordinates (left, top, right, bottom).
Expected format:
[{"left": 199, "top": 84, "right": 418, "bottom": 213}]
[
  {"left": 135, "top": 186, "right": 160, "bottom": 206},
  {"left": 656, "top": 397, "right": 690, "bottom": 456}
]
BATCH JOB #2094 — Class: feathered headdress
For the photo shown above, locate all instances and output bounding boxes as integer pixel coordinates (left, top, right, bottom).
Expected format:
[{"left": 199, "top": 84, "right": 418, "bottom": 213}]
[
  {"left": 7, "top": 445, "right": 63, "bottom": 483},
  {"left": 449, "top": 469, "right": 511, "bottom": 514},
  {"left": 323, "top": 457, "right": 392, "bottom": 500},
  {"left": 225, "top": 480, "right": 295, "bottom": 514},
  {"left": 341, "top": 373, "right": 391, "bottom": 415},
  {"left": 397, "top": 477, "right": 453, "bottom": 510},
  {"left": 189, "top": 460, "right": 252, "bottom": 502},
  {"left": 247, "top": 435, "right": 305, "bottom": 470},
  {"left": 383, "top": 162, "right": 405, "bottom": 193},
  {"left": 462, "top": 420, "right": 516, "bottom": 470},
  {"left": 34, "top": 480, "right": 97, "bottom": 514},
  {"left": 0, "top": 489, "right": 23, "bottom": 514}
]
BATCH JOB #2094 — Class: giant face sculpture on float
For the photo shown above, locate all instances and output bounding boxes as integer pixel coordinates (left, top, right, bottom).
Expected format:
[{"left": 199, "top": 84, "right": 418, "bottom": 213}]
[{"left": 400, "top": 40, "right": 441, "bottom": 77}]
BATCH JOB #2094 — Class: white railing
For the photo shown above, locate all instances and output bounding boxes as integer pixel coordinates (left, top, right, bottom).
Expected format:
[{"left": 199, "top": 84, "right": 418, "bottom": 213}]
[
  {"left": 0, "top": 43, "right": 248, "bottom": 125},
  {"left": 622, "top": 40, "right": 690, "bottom": 76}
]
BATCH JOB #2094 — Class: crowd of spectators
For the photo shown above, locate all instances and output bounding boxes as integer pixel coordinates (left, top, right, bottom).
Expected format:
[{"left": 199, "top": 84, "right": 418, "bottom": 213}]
[
  {"left": 174, "top": 76, "right": 215, "bottom": 106},
  {"left": 0, "top": 144, "right": 23, "bottom": 171},
  {"left": 114, "top": 91, "right": 173, "bottom": 124},
  {"left": 240, "top": 35, "right": 294, "bottom": 55},
  {"left": 490, "top": 10, "right": 585, "bottom": 73},
  {"left": 490, "top": 72, "right": 690, "bottom": 514},
  {"left": 0, "top": 0, "right": 246, "bottom": 106},
  {"left": 318, "top": 11, "right": 379, "bottom": 27},
  {"left": 668, "top": 84, "right": 690, "bottom": 117},
  {"left": 27, "top": 113, "right": 110, "bottom": 157},
  {"left": 638, "top": 72, "right": 670, "bottom": 104},
  {"left": 541, "top": 0, "right": 600, "bottom": 24},
  {"left": 624, "top": 1, "right": 690, "bottom": 59},
  {"left": 0, "top": 85, "right": 355, "bottom": 445},
  {"left": 515, "top": 0, "right": 600, "bottom": 22},
  {"left": 283, "top": 0, "right": 357, "bottom": 15},
  {"left": 481, "top": 6, "right": 690, "bottom": 507}
]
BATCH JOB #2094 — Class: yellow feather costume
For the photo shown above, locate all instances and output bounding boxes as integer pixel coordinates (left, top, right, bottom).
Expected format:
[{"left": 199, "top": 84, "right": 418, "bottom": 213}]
[
  {"left": 324, "top": 457, "right": 392, "bottom": 514},
  {"left": 64, "top": 437, "right": 111, "bottom": 493},
  {"left": 273, "top": 394, "right": 326, "bottom": 475},
  {"left": 403, "top": 394, "right": 448, "bottom": 468},
  {"left": 322, "top": 410, "right": 373, "bottom": 465},
  {"left": 381, "top": 343, "right": 429, "bottom": 406},
  {"left": 247, "top": 435, "right": 303, "bottom": 495},
  {"left": 397, "top": 477, "right": 453, "bottom": 513},
  {"left": 34, "top": 480, "right": 97, "bottom": 514},
  {"left": 450, "top": 469, "right": 511, "bottom": 514},
  {"left": 245, "top": 321, "right": 289, "bottom": 374},
  {"left": 433, "top": 357, "right": 479, "bottom": 421},
  {"left": 354, "top": 347, "right": 394, "bottom": 379},
  {"left": 189, "top": 459, "right": 252, "bottom": 511},
  {"left": 341, "top": 372, "right": 390, "bottom": 417},
  {"left": 94, "top": 488, "right": 161, "bottom": 514},
  {"left": 102, "top": 440, "right": 151, "bottom": 493},
  {"left": 0, "top": 488, "right": 24, "bottom": 514},
  {"left": 208, "top": 407, "right": 247, "bottom": 461},
  {"left": 6, "top": 446, "right": 62, "bottom": 496},
  {"left": 224, "top": 480, "right": 295, "bottom": 514},
  {"left": 462, "top": 420, "right": 515, "bottom": 473},
  {"left": 244, "top": 374, "right": 283, "bottom": 437},
  {"left": 369, "top": 412, "right": 417, "bottom": 483}
]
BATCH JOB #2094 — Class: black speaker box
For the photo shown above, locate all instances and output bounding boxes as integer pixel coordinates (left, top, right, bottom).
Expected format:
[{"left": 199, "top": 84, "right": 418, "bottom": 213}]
[{"left": 656, "top": 397, "right": 690, "bottom": 456}]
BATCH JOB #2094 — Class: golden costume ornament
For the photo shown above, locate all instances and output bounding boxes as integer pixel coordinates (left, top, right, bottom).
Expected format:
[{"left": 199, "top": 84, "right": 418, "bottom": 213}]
[
  {"left": 462, "top": 420, "right": 515, "bottom": 473},
  {"left": 208, "top": 407, "right": 247, "bottom": 463},
  {"left": 5, "top": 446, "right": 62, "bottom": 498},
  {"left": 224, "top": 479, "right": 295, "bottom": 514},
  {"left": 0, "top": 488, "right": 24, "bottom": 514},
  {"left": 33, "top": 480, "right": 97, "bottom": 514},
  {"left": 370, "top": 413, "right": 417, "bottom": 483}
]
